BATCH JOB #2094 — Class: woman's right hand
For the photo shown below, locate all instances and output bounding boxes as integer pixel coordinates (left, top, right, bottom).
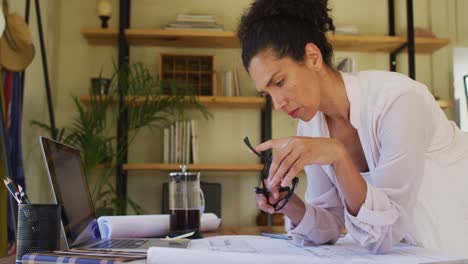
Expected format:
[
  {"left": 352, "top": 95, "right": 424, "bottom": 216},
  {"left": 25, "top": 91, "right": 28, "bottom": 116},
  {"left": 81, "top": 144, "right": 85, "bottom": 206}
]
[
  {"left": 256, "top": 192, "right": 306, "bottom": 226},
  {"left": 256, "top": 185, "right": 288, "bottom": 214}
]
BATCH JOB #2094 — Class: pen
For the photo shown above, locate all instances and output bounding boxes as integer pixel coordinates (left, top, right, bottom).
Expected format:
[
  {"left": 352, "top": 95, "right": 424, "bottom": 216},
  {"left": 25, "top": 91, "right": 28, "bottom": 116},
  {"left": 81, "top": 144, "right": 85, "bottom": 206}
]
[
  {"left": 261, "top": 232, "right": 292, "bottom": 240},
  {"left": 165, "top": 231, "right": 195, "bottom": 240},
  {"left": 17, "top": 184, "right": 30, "bottom": 204},
  {"left": 3, "top": 178, "right": 21, "bottom": 204}
]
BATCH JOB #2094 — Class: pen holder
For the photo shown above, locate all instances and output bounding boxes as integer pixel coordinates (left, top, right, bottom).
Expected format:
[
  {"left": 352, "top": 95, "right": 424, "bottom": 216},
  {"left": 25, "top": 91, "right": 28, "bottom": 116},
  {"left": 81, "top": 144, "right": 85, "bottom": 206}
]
[{"left": 16, "top": 204, "right": 61, "bottom": 263}]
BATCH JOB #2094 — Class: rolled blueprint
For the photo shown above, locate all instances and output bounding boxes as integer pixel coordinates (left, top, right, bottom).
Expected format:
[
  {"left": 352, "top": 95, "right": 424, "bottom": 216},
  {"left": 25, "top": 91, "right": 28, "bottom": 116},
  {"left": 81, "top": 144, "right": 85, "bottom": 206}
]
[{"left": 97, "top": 213, "right": 221, "bottom": 239}]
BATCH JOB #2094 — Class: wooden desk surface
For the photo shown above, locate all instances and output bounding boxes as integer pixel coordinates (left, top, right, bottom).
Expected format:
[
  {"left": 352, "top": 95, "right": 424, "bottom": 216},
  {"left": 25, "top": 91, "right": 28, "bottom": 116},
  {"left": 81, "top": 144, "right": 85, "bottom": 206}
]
[
  {"left": 0, "top": 226, "right": 285, "bottom": 263},
  {"left": 204, "top": 225, "right": 285, "bottom": 237},
  {"left": 0, "top": 256, "right": 14, "bottom": 264}
]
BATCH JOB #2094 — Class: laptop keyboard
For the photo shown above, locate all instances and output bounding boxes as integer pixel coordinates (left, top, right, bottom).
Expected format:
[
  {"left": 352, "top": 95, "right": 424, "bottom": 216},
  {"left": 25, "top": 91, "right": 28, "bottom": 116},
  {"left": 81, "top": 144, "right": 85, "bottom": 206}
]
[{"left": 92, "top": 239, "right": 148, "bottom": 249}]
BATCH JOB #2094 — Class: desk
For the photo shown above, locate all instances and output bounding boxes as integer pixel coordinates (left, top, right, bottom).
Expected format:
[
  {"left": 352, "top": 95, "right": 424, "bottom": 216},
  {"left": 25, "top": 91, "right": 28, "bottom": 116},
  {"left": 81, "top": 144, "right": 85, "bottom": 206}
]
[
  {"left": 0, "top": 256, "right": 14, "bottom": 264},
  {"left": 203, "top": 225, "right": 285, "bottom": 237},
  {"left": 0, "top": 226, "right": 285, "bottom": 263}
]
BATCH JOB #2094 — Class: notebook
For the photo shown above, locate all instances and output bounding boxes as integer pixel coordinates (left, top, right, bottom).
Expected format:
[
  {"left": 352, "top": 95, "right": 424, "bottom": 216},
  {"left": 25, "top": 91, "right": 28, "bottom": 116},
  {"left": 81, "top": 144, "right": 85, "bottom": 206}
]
[{"left": 39, "top": 136, "right": 190, "bottom": 252}]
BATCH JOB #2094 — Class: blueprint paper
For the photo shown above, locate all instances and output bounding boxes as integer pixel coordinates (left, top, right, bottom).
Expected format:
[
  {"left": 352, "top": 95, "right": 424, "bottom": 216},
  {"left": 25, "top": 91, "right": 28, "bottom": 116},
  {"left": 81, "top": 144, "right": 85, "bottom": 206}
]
[{"left": 148, "top": 235, "right": 467, "bottom": 264}]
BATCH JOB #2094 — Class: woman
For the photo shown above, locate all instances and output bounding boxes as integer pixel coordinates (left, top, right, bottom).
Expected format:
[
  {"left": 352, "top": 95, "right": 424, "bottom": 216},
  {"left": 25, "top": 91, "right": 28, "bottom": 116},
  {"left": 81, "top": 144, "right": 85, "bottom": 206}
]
[{"left": 238, "top": 0, "right": 468, "bottom": 255}]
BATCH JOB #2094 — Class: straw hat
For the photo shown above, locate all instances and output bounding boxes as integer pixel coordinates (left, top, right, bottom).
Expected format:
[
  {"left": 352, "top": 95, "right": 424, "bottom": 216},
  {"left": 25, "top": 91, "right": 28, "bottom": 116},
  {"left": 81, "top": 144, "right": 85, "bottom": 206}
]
[{"left": 0, "top": 1, "right": 35, "bottom": 71}]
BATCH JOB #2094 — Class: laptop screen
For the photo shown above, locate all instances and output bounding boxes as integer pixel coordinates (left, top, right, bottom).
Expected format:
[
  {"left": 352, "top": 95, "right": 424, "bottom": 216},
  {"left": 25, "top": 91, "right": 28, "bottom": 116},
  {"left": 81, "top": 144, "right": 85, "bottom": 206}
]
[{"left": 40, "top": 137, "right": 99, "bottom": 248}]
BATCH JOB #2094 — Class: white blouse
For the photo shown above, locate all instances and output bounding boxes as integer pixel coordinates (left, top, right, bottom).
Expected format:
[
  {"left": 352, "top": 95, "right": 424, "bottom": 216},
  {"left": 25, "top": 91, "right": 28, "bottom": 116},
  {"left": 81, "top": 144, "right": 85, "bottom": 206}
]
[{"left": 286, "top": 71, "right": 468, "bottom": 256}]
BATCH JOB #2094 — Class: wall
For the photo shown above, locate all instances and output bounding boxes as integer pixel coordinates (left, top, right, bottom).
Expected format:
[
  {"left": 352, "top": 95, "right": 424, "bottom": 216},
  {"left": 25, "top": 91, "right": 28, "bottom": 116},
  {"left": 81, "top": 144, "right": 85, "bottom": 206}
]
[
  {"left": 455, "top": 0, "right": 468, "bottom": 46},
  {"left": 17, "top": 0, "right": 464, "bottom": 226},
  {"left": 9, "top": 1, "right": 60, "bottom": 204}
]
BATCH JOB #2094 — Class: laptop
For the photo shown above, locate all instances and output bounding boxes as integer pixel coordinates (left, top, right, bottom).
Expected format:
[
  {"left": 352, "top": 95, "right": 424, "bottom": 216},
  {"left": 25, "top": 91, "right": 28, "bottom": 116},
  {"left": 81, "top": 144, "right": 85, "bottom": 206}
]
[{"left": 39, "top": 136, "right": 190, "bottom": 252}]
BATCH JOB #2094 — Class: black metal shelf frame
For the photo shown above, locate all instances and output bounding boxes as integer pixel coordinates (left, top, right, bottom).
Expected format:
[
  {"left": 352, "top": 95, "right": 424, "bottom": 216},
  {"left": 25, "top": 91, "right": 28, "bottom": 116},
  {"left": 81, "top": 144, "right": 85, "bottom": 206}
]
[{"left": 389, "top": 0, "right": 416, "bottom": 79}]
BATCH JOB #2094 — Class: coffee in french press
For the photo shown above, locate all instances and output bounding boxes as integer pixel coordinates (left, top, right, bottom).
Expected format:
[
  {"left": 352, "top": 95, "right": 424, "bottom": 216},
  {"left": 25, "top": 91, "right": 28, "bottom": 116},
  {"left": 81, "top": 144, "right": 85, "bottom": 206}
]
[{"left": 168, "top": 165, "right": 205, "bottom": 239}]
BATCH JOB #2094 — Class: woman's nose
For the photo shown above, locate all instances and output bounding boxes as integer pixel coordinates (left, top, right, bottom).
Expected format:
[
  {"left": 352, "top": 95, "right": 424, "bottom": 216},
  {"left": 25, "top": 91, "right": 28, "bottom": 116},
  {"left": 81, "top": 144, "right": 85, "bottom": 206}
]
[{"left": 270, "top": 93, "right": 287, "bottom": 111}]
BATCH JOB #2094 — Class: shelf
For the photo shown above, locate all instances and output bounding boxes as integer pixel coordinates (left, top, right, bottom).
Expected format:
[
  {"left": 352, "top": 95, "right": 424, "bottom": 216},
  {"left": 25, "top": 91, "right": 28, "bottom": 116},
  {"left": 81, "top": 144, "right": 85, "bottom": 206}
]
[
  {"left": 127, "top": 29, "right": 239, "bottom": 48},
  {"left": 80, "top": 95, "right": 452, "bottom": 110},
  {"left": 437, "top": 99, "right": 454, "bottom": 109},
  {"left": 123, "top": 163, "right": 263, "bottom": 172},
  {"left": 162, "top": 70, "right": 213, "bottom": 74},
  {"left": 80, "top": 28, "right": 118, "bottom": 45},
  {"left": 79, "top": 95, "right": 266, "bottom": 109},
  {"left": 329, "top": 34, "right": 449, "bottom": 54},
  {"left": 81, "top": 28, "right": 449, "bottom": 53}
]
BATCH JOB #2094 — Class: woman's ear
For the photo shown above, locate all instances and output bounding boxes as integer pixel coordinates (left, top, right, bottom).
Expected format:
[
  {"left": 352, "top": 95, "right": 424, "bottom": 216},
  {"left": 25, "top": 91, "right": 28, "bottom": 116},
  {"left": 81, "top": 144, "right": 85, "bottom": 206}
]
[{"left": 304, "top": 43, "right": 323, "bottom": 70}]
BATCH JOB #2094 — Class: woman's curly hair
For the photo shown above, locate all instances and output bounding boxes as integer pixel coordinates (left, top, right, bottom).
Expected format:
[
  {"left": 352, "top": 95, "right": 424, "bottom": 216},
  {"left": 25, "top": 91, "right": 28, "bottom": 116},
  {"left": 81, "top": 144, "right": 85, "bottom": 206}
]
[{"left": 237, "top": 0, "right": 335, "bottom": 71}]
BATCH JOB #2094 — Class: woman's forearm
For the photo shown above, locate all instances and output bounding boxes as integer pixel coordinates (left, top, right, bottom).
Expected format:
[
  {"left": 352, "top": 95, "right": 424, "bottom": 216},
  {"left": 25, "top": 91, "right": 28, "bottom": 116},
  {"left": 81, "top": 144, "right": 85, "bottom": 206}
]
[
  {"left": 282, "top": 194, "right": 306, "bottom": 226},
  {"left": 333, "top": 143, "right": 367, "bottom": 216}
]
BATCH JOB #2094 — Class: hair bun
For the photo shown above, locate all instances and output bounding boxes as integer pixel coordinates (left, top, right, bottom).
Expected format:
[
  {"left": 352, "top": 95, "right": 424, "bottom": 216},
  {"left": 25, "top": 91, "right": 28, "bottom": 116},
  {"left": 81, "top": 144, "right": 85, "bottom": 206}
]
[{"left": 251, "top": 0, "right": 334, "bottom": 33}]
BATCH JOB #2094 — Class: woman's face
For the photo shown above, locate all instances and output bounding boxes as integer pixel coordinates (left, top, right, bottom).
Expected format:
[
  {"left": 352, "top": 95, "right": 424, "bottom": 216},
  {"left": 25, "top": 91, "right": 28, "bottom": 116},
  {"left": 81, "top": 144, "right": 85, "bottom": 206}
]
[{"left": 248, "top": 49, "right": 321, "bottom": 122}]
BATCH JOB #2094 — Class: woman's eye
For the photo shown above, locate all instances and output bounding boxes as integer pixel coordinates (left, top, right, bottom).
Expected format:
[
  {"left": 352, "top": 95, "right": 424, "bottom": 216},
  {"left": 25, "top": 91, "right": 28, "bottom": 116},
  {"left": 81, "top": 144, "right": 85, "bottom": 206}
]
[{"left": 275, "top": 80, "right": 284, "bottom": 87}]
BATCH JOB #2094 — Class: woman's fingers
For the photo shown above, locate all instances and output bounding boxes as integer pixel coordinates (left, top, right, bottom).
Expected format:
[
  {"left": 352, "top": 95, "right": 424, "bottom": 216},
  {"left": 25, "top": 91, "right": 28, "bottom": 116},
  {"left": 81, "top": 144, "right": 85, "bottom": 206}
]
[
  {"left": 282, "top": 159, "right": 302, "bottom": 187},
  {"left": 254, "top": 137, "right": 290, "bottom": 153},
  {"left": 256, "top": 190, "right": 289, "bottom": 214},
  {"left": 256, "top": 194, "right": 275, "bottom": 214},
  {"left": 268, "top": 149, "right": 299, "bottom": 190}
]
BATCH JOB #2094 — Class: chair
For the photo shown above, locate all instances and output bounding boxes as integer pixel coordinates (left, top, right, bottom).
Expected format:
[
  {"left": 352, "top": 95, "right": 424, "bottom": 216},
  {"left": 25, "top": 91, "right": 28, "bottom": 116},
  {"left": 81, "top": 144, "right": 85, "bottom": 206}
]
[{"left": 161, "top": 181, "right": 222, "bottom": 218}]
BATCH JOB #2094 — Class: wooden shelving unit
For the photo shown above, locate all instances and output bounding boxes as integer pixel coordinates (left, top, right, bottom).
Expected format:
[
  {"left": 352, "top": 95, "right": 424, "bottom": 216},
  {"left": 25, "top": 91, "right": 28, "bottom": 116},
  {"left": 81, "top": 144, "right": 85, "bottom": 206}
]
[
  {"left": 123, "top": 163, "right": 263, "bottom": 172},
  {"left": 79, "top": 95, "right": 265, "bottom": 109},
  {"left": 80, "top": 28, "right": 449, "bottom": 54}
]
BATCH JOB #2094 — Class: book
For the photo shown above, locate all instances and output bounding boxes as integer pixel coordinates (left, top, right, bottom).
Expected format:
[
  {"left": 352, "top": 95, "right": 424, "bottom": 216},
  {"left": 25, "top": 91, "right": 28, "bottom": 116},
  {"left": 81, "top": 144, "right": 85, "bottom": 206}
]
[
  {"left": 223, "top": 70, "right": 234, "bottom": 96},
  {"left": 233, "top": 69, "right": 240, "bottom": 96},
  {"left": 165, "top": 22, "right": 224, "bottom": 29},
  {"left": 22, "top": 249, "right": 146, "bottom": 264},
  {"left": 169, "top": 123, "right": 175, "bottom": 163},
  {"left": 163, "top": 128, "right": 169, "bottom": 164},
  {"left": 176, "top": 121, "right": 183, "bottom": 163},
  {"left": 181, "top": 120, "right": 186, "bottom": 164},
  {"left": 164, "top": 26, "right": 224, "bottom": 32},
  {"left": 190, "top": 120, "right": 199, "bottom": 164},
  {"left": 176, "top": 13, "right": 216, "bottom": 23},
  {"left": 185, "top": 120, "right": 191, "bottom": 164}
]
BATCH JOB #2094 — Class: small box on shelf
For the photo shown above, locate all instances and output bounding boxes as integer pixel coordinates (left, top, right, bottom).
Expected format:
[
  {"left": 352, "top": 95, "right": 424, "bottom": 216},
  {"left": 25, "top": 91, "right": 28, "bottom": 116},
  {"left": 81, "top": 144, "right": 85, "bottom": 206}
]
[{"left": 159, "top": 54, "right": 216, "bottom": 96}]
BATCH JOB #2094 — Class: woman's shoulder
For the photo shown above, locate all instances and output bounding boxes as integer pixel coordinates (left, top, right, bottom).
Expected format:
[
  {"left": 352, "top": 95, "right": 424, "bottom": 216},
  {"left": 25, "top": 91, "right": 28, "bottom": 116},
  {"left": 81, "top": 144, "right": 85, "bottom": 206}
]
[
  {"left": 354, "top": 70, "right": 431, "bottom": 106},
  {"left": 356, "top": 70, "right": 421, "bottom": 90}
]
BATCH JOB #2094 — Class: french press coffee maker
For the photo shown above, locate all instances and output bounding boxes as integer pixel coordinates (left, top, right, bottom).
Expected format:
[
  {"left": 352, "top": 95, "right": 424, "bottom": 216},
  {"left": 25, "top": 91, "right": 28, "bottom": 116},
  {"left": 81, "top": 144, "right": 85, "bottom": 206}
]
[{"left": 168, "top": 165, "right": 205, "bottom": 239}]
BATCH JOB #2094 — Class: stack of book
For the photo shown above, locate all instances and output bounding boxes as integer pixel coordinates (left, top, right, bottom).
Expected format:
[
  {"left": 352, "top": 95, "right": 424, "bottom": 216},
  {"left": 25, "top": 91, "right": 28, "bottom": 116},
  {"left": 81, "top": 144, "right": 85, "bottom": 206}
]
[
  {"left": 163, "top": 119, "right": 199, "bottom": 164},
  {"left": 164, "top": 13, "right": 224, "bottom": 31}
]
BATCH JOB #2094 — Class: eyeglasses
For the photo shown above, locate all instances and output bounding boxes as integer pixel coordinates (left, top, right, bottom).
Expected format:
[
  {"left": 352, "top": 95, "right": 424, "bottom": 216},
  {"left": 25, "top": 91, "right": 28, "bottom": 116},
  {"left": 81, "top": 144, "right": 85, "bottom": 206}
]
[{"left": 243, "top": 137, "right": 299, "bottom": 212}]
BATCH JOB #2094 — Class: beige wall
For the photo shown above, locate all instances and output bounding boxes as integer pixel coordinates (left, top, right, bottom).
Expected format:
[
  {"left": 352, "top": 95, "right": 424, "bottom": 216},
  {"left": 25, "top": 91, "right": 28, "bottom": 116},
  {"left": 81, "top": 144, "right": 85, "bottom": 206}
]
[
  {"left": 17, "top": 0, "right": 466, "bottom": 226},
  {"left": 9, "top": 1, "right": 61, "bottom": 204}
]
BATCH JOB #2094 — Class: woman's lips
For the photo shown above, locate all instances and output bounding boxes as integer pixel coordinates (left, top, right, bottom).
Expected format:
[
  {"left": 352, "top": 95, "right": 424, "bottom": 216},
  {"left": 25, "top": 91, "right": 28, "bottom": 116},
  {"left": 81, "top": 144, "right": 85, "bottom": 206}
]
[{"left": 288, "top": 108, "right": 299, "bottom": 118}]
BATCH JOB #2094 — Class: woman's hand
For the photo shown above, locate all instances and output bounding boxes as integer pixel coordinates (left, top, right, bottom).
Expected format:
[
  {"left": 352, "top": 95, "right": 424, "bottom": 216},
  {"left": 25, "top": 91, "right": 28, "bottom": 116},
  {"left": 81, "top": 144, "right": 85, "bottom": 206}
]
[
  {"left": 255, "top": 136, "right": 345, "bottom": 198},
  {"left": 256, "top": 192, "right": 307, "bottom": 226},
  {"left": 256, "top": 184, "right": 288, "bottom": 214}
]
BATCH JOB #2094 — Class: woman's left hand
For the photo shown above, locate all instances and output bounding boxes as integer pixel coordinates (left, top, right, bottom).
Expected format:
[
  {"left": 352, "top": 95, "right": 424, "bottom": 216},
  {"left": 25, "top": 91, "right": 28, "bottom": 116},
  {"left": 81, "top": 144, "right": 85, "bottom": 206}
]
[{"left": 255, "top": 136, "right": 344, "bottom": 198}]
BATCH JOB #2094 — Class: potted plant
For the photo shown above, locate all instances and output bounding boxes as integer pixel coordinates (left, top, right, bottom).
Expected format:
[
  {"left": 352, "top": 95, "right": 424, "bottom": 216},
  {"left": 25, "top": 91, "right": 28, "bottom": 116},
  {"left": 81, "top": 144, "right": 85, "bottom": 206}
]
[{"left": 33, "top": 62, "right": 210, "bottom": 215}]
